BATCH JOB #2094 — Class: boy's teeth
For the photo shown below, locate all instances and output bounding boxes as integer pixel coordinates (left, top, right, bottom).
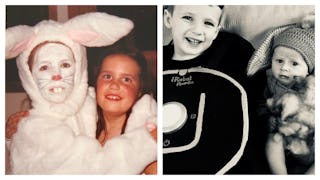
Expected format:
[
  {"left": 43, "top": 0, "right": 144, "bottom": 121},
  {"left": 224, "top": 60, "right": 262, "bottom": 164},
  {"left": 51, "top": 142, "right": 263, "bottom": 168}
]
[{"left": 187, "top": 38, "right": 201, "bottom": 45}]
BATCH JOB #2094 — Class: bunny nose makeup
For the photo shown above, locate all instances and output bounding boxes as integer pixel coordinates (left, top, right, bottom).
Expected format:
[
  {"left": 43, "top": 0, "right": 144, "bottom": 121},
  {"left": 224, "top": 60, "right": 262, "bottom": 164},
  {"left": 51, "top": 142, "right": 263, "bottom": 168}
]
[
  {"left": 52, "top": 74, "right": 62, "bottom": 81},
  {"left": 31, "top": 43, "right": 75, "bottom": 103}
]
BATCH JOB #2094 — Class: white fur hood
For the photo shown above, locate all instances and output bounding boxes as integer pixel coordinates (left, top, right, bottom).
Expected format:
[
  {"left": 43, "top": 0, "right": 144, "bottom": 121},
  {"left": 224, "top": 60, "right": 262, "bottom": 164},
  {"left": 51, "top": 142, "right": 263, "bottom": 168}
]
[{"left": 6, "top": 12, "right": 134, "bottom": 116}]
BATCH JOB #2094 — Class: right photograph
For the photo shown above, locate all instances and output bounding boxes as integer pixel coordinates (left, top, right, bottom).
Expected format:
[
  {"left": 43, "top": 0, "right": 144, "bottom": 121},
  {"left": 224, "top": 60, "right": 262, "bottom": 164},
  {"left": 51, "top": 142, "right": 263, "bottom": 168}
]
[{"left": 162, "top": 5, "right": 315, "bottom": 175}]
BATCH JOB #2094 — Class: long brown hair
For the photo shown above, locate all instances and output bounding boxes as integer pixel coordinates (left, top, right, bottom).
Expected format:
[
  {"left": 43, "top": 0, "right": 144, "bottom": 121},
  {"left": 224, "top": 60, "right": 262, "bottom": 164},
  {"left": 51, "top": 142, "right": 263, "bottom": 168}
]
[{"left": 95, "top": 48, "right": 152, "bottom": 139}]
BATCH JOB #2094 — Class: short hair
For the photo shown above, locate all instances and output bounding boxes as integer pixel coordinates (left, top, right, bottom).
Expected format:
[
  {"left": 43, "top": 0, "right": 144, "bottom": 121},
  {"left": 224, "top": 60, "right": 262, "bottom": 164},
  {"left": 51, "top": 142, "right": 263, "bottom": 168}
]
[
  {"left": 163, "top": 5, "right": 173, "bottom": 14},
  {"left": 164, "top": 5, "right": 224, "bottom": 14}
]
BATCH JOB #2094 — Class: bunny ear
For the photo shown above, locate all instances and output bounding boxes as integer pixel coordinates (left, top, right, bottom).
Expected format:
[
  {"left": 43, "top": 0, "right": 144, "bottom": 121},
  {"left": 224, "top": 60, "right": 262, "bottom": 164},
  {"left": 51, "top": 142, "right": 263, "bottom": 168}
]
[
  {"left": 246, "top": 24, "right": 298, "bottom": 76},
  {"left": 64, "top": 12, "right": 134, "bottom": 47},
  {"left": 6, "top": 25, "right": 35, "bottom": 59}
]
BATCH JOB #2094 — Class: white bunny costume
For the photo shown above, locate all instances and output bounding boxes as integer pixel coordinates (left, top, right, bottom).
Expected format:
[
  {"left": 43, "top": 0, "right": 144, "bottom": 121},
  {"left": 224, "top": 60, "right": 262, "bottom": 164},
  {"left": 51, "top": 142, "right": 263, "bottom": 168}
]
[{"left": 6, "top": 12, "right": 157, "bottom": 174}]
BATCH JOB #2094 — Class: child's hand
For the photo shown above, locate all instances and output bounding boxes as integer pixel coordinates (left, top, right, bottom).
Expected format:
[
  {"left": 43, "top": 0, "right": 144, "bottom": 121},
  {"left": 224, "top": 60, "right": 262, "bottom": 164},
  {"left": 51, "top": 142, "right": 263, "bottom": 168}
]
[
  {"left": 146, "top": 121, "right": 157, "bottom": 142},
  {"left": 6, "top": 111, "right": 29, "bottom": 139}
]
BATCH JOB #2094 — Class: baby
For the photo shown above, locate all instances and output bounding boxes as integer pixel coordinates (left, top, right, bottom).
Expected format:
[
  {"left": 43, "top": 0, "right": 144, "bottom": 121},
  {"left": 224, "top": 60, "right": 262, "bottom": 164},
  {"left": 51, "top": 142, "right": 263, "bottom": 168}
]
[
  {"left": 6, "top": 12, "right": 157, "bottom": 174},
  {"left": 247, "top": 25, "right": 314, "bottom": 174}
]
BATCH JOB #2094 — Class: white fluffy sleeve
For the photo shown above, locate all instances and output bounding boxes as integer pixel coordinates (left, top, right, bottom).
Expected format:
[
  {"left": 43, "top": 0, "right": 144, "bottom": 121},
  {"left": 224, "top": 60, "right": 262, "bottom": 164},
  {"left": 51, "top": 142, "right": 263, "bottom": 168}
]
[
  {"left": 54, "top": 128, "right": 156, "bottom": 174},
  {"left": 125, "top": 94, "right": 157, "bottom": 132},
  {"left": 10, "top": 116, "right": 156, "bottom": 174}
]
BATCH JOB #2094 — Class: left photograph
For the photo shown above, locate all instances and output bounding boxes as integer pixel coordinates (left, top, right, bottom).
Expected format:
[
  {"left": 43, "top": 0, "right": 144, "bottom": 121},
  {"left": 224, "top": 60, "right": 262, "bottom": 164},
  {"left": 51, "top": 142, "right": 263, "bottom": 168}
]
[{"left": 5, "top": 5, "right": 157, "bottom": 175}]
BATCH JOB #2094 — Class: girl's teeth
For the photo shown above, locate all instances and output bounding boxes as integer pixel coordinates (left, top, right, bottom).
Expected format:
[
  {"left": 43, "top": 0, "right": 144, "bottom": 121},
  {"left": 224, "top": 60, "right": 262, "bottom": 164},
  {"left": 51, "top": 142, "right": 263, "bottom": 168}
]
[
  {"left": 106, "top": 95, "right": 120, "bottom": 100},
  {"left": 53, "top": 87, "right": 63, "bottom": 93}
]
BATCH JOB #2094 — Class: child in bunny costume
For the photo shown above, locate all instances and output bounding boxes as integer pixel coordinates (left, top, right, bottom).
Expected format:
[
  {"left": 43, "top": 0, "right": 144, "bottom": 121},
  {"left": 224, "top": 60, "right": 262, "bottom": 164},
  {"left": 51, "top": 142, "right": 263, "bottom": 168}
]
[{"left": 6, "top": 12, "right": 157, "bottom": 174}]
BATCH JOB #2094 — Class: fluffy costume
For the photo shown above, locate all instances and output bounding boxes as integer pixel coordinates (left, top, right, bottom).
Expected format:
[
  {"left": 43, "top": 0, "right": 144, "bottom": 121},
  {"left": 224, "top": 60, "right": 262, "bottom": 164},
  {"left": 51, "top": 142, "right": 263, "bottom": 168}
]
[
  {"left": 6, "top": 12, "right": 156, "bottom": 174},
  {"left": 246, "top": 23, "right": 314, "bottom": 166},
  {"left": 125, "top": 94, "right": 157, "bottom": 132},
  {"left": 266, "top": 73, "right": 314, "bottom": 156}
]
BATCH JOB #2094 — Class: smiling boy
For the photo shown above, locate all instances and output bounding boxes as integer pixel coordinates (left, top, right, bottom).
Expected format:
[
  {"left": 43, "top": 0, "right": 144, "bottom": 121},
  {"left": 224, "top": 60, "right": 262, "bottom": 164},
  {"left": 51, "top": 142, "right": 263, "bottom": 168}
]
[{"left": 163, "top": 5, "right": 255, "bottom": 174}]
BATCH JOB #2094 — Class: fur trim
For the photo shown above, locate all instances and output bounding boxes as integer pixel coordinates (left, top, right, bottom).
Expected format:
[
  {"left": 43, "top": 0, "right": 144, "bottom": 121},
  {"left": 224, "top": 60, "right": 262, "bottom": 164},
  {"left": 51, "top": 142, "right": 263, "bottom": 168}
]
[
  {"left": 267, "top": 75, "right": 314, "bottom": 155},
  {"left": 125, "top": 94, "right": 157, "bottom": 132},
  {"left": 6, "top": 12, "right": 134, "bottom": 116}
]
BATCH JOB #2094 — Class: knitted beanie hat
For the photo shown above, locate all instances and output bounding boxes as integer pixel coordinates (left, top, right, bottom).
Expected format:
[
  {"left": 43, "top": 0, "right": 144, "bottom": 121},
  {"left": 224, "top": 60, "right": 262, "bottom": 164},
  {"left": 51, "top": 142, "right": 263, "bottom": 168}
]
[
  {"left": 247, "top": 24, "right": 315, "bottom": 76},
  {"left": 273, "top": 27, "right": 315, "bottom": 73}
]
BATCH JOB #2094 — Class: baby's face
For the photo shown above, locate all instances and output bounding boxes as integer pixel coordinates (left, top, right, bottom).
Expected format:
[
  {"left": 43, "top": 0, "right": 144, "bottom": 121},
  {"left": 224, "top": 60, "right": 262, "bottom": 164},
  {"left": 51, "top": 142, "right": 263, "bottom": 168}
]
[
  {"left": 31, "top": 43, "right": 75, "bottom": 103},
  {"left": 166, "top": 5, "right": 222, "bottom": 60},
  {"left": 271, "top": 46, "right": 309, "bottom": 86}
]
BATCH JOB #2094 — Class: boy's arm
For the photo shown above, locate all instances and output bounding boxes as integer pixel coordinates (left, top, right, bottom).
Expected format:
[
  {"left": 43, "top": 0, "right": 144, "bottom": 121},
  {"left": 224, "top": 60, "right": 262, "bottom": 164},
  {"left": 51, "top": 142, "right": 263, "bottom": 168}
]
[{"left": 265, "top": 133, "right": 287, "bottom": 174}]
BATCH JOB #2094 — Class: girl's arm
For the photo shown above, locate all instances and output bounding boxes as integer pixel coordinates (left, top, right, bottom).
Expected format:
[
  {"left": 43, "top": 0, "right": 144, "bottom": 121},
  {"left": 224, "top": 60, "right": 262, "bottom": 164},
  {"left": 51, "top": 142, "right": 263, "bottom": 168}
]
[
  {"left": 143, "top": 161, "right": 157, "bottom": 174},
  {"left": 6, "top": 111, "right": 29, "bottom": 140}
]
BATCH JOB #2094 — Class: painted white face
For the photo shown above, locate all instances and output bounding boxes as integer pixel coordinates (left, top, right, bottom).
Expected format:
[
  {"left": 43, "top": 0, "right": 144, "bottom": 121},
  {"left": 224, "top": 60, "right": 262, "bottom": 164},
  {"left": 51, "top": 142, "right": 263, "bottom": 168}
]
[
  {"left": 164, "top": 5, "right": 221, "bottom": 60},
  {"left": 31, "top": 43, "right": 75, "bottom": 103},
  {"left": 271, "top": 46, "right": 309, "bottom": 86}
]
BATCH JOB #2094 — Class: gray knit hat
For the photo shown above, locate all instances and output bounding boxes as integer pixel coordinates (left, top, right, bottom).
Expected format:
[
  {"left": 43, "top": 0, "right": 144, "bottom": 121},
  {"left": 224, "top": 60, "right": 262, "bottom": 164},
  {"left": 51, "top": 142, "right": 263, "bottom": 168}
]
[
  {"left": 247, "top": 24, "right": 315, "bottom": 76},
  {"left": 273, "top": 27, "right": 315, "bottom": 73}
]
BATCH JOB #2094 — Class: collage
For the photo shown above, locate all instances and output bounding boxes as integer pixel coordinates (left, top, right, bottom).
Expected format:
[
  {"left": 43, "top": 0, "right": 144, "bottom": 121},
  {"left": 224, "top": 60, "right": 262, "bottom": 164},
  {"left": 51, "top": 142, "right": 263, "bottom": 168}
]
[{"left": 2, "top": 0, "right": 318, "bottom": 178}]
